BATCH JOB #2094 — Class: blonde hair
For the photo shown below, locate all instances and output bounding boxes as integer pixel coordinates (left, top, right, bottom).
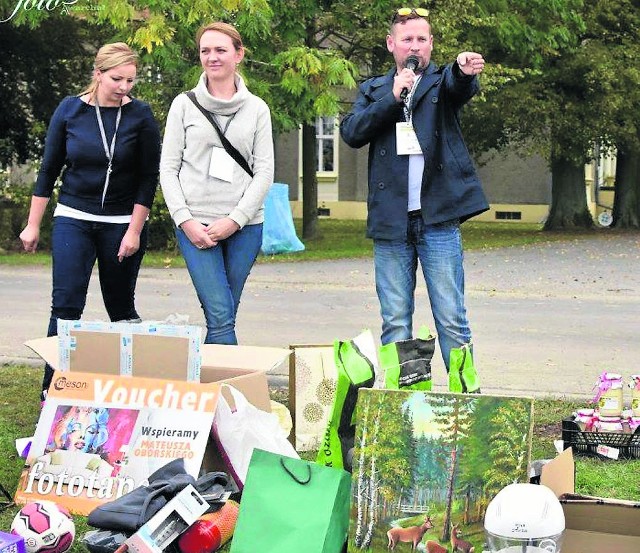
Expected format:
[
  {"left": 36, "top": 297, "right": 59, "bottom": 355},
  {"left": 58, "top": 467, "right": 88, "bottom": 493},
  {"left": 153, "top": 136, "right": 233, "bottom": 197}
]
[
  {"left": 196, "top": 22, "right": 244, "bottom": 51},
  {"left": 79, "top": 42, "right": 138, "bottom": 100}
]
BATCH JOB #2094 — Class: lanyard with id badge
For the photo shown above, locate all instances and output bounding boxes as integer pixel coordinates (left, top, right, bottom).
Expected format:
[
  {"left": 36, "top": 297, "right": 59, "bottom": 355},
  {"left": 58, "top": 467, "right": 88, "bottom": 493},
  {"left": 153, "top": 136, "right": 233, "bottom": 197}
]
[
  {"left": 208, "top": 114, "right": 236, "bottom": 182},
  {"left": 185, "top": 90, "right": 254, "bottom": 181},
  {"left": 396, "top": 74, "right": 423, "bottom": 155}
]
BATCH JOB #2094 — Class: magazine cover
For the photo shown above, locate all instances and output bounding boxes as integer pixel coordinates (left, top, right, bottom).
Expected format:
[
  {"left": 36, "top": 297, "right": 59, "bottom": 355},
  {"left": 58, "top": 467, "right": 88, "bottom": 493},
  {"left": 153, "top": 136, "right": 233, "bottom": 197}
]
[
  {"left": 15, "top": 370, "right": 219, "bottom": 515},
  {"left": 348, "top": 389, "right": 534, "bottom": 553}
]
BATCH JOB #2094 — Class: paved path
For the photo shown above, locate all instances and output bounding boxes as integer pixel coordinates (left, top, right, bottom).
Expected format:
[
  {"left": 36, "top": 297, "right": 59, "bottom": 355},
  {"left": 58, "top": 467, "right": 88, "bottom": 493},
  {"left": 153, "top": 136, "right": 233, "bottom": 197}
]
[{"left": 1, "top": 233, "right": 639, "bottom": 399}]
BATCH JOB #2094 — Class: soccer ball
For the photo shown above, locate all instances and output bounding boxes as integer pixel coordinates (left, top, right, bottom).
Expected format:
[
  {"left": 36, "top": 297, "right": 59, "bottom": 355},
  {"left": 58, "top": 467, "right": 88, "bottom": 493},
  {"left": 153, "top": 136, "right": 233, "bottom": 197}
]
[{"left": 11, "top": 501, "right": 75, "bottom": 553}]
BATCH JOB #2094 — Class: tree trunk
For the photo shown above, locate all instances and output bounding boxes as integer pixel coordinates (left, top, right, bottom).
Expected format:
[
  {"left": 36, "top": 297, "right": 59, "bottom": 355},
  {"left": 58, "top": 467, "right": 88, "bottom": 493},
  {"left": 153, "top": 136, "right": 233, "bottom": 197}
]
[
  {"left": 301, "top": 122, "right": 318, "bottom": 239},
  {"left": 544, "top": 153, "right": 594, "bottom": 230},
  {"left": 612, "top": 146, "right": 640, "bottom": 228}
]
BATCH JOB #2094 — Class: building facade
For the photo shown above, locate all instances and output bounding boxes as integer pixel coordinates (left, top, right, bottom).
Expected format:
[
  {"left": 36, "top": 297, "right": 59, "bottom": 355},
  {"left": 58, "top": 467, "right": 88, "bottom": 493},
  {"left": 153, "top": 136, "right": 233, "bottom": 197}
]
[{"left": 275, "top": 117, "right": 616, "bottom": 224}]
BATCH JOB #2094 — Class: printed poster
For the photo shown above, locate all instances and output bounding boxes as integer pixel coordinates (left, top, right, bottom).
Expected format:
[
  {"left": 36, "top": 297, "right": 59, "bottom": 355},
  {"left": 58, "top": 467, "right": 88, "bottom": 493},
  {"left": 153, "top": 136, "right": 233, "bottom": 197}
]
[{"left": 15, "top": 370, "right": 219, "bottom": 515}]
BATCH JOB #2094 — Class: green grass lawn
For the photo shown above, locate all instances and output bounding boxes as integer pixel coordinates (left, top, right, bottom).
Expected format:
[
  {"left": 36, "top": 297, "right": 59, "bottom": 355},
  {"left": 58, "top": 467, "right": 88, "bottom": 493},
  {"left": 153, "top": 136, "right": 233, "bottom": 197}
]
[
  {"left": 0, "top": 220, "right": 612, "bottom": 268},
  {"left": 0, "top": 365, "right": 638, "bottom": 553}
]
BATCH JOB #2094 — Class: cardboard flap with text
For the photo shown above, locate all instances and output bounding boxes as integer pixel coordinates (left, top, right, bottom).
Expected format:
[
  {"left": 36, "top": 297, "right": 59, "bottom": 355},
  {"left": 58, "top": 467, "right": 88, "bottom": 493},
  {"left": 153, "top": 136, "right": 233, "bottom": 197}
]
[
  {"left": 25, "top": 335, "right": 291, "bottom": 383},
  {"left": 25, "top": 334, "right": 193, "bottom": 379}
]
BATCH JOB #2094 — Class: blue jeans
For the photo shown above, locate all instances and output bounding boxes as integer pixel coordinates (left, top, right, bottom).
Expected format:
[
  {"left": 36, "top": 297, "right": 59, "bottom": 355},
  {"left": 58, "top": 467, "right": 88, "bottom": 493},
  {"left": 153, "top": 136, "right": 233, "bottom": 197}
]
[
  {"left": 43, "top": 216, "right": 147, "bottom": 395},
  {"left": 374, "top": 216, "right": 471, "bottom": 370},
  {"left": 177, "top": 223, "right": 263, "bottom": 345}
]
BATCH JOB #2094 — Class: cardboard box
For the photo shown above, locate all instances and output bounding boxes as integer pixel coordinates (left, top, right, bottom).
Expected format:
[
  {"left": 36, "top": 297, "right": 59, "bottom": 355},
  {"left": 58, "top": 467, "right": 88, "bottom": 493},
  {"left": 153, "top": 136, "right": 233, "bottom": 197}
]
[
  {"left": 24, "top": 330, "right": 291, "bottom": 498},
  {"left": 25, "top": 334, "right": 290, "bottom": 412},
  {"left": 56, "top": 320, "right": 202, "bottom": 380},
  {"left": 540, "top": 448, "right": 640, "bottom": 553}
]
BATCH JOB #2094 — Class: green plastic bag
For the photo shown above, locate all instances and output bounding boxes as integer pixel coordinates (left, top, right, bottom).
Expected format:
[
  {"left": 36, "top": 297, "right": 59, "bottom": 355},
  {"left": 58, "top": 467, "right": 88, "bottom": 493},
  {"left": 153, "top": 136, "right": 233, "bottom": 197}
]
[
  {"left": 316, "top": 338, "right": 375, "bottom": 471},
  {"left": 449, "top": 343, "right": 481, "bottom": 393},
  {"left": 380, "top": 326, "right": 435, "bottom": 391},
  {"left": 230, "top": 450, "right": 351, "bottom": 553}
]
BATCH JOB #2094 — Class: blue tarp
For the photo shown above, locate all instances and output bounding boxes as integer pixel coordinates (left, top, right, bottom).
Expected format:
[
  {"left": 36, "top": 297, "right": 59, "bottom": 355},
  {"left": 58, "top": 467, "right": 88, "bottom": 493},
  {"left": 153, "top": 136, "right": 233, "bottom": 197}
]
[{"left": 261, "top": 183, "right": 305, "bottom": 255}]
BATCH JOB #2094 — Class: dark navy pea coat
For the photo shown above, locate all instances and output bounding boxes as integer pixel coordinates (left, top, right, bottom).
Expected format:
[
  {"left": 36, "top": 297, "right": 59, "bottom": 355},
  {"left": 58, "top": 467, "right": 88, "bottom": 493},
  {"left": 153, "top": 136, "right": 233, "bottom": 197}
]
[{"left": 340, "top": 61, "right": 489, "bottom": 240}]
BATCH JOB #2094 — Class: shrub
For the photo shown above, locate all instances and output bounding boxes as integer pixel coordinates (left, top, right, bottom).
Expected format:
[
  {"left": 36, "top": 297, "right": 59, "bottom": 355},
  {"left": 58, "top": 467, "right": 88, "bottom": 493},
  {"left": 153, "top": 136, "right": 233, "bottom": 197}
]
[{"left": 0, "top": 165, "right": 177, "bottom": 252}]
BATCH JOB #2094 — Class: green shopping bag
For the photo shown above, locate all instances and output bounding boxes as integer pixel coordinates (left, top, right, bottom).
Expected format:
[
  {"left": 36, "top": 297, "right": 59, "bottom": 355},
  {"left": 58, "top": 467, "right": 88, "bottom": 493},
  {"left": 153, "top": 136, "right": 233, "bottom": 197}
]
[
  {"left": 316, "top": 338, "right": 375, "bottom": 471},
  {"left": 230, "top": 449, "right": 351, "bottom": 553},
  {"left": 449, "top": 343, "right": 481, "bottom": 393},
  {"left": 380, "top": 325, "right": 435, "bottom": 391}
]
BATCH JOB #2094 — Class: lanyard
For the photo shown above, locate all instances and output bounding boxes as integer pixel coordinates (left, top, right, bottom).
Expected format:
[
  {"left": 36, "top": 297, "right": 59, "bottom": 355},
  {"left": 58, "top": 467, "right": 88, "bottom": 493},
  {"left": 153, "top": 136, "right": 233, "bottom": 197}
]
[
  {"left": 95, "top": 100, "right": 122, "bottom": 208},
  {"left": 402, "top": 73, "right": 422, "bottom": 124}
]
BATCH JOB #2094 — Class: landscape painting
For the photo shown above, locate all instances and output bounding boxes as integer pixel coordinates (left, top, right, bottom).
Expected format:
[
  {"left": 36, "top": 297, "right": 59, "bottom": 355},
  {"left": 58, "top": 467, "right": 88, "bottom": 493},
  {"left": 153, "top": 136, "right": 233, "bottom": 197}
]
[{"left": 348, "top": 389, "right": 534, "bottom": 553}]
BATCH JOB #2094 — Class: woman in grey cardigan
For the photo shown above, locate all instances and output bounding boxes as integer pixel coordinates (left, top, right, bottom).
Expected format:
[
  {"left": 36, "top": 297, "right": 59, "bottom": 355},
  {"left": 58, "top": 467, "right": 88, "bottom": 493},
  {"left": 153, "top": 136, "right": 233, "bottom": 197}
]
[{"left": 160, "top": 21, "right": 274, "bottom": 344}]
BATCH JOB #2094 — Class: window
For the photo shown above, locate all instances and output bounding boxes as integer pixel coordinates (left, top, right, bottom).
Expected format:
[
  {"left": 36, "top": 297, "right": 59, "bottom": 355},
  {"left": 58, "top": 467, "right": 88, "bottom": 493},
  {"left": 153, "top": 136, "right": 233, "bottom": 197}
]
[
  {"left": 316, "top": 116, "right": 337, "bottom": 173},
  {"left": 495, "top": 211, "right": 522, "bottom": 220}
]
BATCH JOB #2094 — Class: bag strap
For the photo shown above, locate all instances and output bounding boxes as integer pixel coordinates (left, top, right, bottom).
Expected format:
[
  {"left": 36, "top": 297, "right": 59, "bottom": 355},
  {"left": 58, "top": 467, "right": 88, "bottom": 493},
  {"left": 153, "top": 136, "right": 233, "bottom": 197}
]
[
  {"left": 280, "top": 458, "right": 311, "bottom": 485},
  {"left": 218, "top": 383, "right": 251, "bottom": 414},
  {"left": 185, "top": 91, "right": 254, "bottom": 178},
  {"left": 457, "top": 345, "right": 468, "bottom": 393}
]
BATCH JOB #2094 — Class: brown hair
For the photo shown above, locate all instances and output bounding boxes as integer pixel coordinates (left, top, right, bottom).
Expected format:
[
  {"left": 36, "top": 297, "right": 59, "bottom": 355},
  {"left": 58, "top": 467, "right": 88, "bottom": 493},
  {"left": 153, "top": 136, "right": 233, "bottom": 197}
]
[
  {"left": 79, "top": 42, "right": 138, "bottom": 99},
  {"left": 196, "top": 21, "right": 244, "bottom": 51}
]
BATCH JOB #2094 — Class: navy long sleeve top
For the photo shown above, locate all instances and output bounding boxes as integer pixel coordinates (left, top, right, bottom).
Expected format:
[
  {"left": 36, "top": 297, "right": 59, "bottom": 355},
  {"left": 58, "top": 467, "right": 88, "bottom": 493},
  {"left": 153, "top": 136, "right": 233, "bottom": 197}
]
[{"left": 34, "top": 96, "right": 161, "bottom": 216}]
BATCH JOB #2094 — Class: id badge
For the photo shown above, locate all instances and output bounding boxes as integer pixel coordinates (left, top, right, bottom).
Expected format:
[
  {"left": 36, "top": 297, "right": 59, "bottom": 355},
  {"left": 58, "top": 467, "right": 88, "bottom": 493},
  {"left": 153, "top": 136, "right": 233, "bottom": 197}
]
[
  {"left": 209, "top": 146, "right": 235, "bottom": 182},
  {"left": 396, "top": 122, "right": 422, "bottom": 155}
]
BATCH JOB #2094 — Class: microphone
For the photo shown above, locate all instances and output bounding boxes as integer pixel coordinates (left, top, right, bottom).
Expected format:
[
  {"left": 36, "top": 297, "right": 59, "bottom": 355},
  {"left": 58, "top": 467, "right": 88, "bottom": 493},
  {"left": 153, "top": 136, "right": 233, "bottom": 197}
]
[{"left": 400, "top": 55, "right": 420, "bottom": 101}]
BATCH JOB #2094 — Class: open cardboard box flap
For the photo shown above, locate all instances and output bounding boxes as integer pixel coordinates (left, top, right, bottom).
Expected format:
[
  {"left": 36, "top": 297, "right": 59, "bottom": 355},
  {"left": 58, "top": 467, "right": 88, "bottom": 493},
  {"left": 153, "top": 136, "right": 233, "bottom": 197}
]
[
  {"left": 25, "top": 334, "right": 290, "bottom": 412},
  {"left": 540, "top": 448, "right": 640, "bottom": 553},
  {"left": 200, "top": 343, "right": 291, "bottom": 374},
  {"left": 25, "top": 336, "right": 289, "bottom": 376}
]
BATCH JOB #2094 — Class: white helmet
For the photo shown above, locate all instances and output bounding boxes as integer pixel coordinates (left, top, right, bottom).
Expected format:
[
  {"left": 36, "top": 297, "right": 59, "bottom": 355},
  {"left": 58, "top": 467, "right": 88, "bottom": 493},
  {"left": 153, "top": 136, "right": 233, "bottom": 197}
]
[{"left": 484, "top": 483, "right": 565, "bottom": 553}]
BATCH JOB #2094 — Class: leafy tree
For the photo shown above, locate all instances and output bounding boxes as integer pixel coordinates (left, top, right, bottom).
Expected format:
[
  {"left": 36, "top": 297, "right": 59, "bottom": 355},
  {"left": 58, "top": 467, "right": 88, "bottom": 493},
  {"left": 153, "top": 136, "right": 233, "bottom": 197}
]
[
  {"left": 0, "top": 14, "right": 107, "bottom": 165},
  {"left": 415, "top": 434, "right": 448, "bottom": 504},
  {"left": 462, "top": 1, "right": 599, "bottom": 230},
  {"left": 580, "top": 1, "right": 640, "bottom": 228},
  {"left": 484, "top": 400, "right": 532, "bottom": 498},
  {"left": 455, "top": 398, "right": 500, "bottom": 523},
  {"left": 352, "top": 390, "right": 415, "bottom": 550},
  {"left": 1, "top": 0, "right": 359, "bottom": 239},
  {"left": 429, "top": 394, "right": 474, "bottom": 543},
  {"left": 613, "top": 146, "right": 640, "bottom": 228}
]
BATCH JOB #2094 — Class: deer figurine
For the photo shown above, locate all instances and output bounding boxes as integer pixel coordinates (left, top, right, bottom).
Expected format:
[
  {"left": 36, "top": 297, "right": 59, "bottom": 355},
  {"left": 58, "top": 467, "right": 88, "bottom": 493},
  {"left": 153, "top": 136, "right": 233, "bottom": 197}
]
[
  {"left": 425, "top": 540, "right": 448, "bottom": 553},
  {"left": 451, "top": 524, "right": 475, "bottom": 553},
  {"left": 387, "top": 515, "right": 434, "bottom": 551}
]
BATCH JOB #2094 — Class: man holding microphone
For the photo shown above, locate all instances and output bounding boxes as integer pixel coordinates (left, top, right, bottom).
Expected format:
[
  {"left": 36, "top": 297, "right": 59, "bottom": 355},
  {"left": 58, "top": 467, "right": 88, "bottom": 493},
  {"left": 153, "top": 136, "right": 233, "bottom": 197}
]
[{"left": 340, "top": 7, "right": 488, "bottom": 390}]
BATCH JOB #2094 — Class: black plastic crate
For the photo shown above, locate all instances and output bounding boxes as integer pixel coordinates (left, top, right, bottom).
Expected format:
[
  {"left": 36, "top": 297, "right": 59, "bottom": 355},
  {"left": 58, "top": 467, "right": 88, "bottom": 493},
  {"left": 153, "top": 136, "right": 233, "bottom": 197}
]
[{"left": 562, "top": 417, "right": 640, "bottom": 459}]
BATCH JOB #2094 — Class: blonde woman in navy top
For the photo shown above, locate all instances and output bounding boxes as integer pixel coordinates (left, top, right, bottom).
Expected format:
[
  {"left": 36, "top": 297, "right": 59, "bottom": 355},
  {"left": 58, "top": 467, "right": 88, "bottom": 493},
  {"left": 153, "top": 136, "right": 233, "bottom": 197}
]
[{"left": 19, "top": 42, "right": 161, "bottom": 400}]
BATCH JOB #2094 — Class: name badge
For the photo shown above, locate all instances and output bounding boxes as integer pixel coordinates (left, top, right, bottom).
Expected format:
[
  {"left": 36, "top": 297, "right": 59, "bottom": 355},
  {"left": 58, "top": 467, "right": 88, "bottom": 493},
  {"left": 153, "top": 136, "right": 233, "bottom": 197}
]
[
  {"left": 396, "top": 122, "right": 422, "bottom": 155},
  {"left": 209, "top": 146, "right": 235, "bottom": 182}
]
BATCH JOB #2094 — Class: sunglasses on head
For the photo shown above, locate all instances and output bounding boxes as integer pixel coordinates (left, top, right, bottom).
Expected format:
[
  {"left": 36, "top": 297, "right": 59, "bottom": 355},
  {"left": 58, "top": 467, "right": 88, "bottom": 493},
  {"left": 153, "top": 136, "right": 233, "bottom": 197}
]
[{"left": 392, "top": 7, "right": 430, "bottom": 24}]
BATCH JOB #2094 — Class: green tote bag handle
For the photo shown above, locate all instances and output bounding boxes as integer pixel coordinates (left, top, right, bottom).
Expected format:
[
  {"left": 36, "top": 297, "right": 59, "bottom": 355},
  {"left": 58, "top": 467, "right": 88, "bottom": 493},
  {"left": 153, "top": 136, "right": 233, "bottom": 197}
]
[{"left": 280, "top": 457, "right": 312, "bottom": 485}]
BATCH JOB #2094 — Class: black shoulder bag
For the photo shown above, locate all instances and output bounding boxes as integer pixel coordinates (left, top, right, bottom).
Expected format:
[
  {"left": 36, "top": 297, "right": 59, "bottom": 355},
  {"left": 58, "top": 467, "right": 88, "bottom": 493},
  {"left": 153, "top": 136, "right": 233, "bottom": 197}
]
[{"left": 185, "top": 91, "right": 254, "bottom": 178}]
